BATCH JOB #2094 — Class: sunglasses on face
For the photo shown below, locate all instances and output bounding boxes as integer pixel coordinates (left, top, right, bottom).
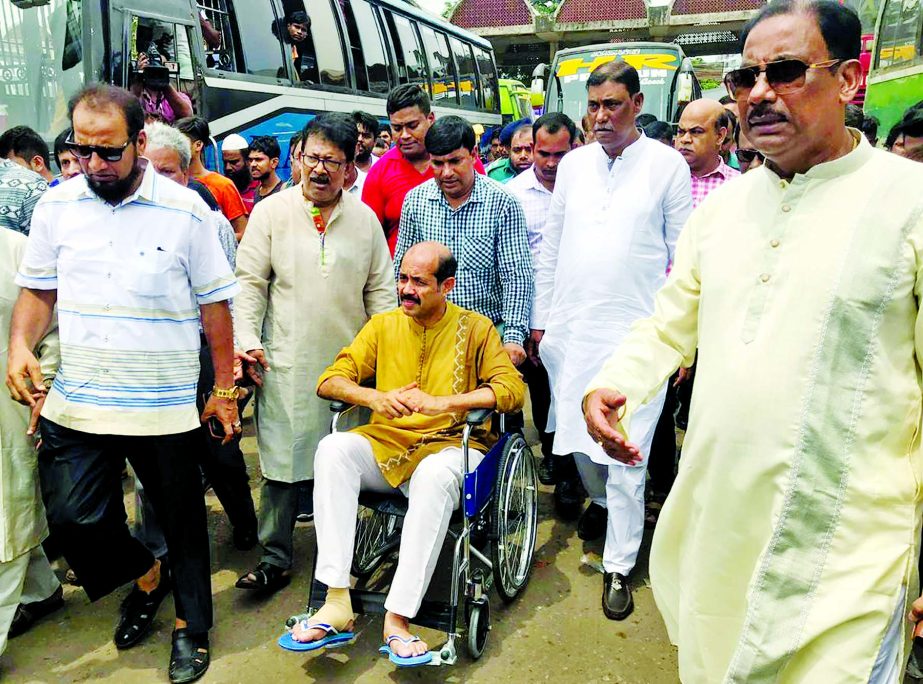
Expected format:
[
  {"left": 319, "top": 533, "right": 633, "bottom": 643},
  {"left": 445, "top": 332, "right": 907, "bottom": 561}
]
[
  {"left": 736, "top": 148, "right": 764, "bottom": 164},
  {"left": 724, "top": 58, "right": 841, "bottom": 99},
  {"left": 66, "top": 135, "right": 136, "bottom": 162}
]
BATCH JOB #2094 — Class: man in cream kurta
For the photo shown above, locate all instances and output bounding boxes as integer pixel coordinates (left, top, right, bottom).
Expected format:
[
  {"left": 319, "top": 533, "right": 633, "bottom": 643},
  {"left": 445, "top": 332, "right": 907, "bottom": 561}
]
[
  {"left": 0, "top": 228, "right": 61, "bottom": 655},
  {"left": 235, "top": 114, "right": 394, "bottom": 588},
  {"left": 532, "top": 60, "right": 691, "bottom": 620},
  {"left": 583, "top": 4, "right": 923, "bottom": 681}
]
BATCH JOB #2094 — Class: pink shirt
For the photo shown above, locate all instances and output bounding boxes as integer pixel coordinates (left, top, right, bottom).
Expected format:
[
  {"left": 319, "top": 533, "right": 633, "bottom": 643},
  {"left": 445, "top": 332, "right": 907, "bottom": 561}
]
[{"left": 690, "top": 158, "right": 740, "bottom": 208}]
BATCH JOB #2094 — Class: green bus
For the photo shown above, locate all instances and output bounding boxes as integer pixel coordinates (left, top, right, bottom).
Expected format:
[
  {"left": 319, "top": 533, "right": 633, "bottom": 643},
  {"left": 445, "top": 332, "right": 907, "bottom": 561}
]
[{"left": 864, "top": 0, "right": 923, "bottom": 136}]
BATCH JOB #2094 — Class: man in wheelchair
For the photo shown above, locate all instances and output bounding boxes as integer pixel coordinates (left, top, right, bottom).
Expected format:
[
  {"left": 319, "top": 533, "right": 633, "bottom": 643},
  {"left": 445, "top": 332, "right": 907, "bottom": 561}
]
[{"left": 289, "top": 241, "right": 524, "bottom": 663}]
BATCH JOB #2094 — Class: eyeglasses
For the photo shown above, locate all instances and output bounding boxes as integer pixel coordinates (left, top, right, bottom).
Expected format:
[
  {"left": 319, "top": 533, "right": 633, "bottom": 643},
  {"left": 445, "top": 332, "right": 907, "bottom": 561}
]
[
  {"left": 66, "top": 135, "right": 136, "bottom": 162},
  {"left": 724, "top": 58, "right": 842, "bottom": 99},
  {"left": 736, "top": 148, "right": 764, "bottom": 164},
  {"left": 300, "top": 154, "right": 346, "bottom": 173}
]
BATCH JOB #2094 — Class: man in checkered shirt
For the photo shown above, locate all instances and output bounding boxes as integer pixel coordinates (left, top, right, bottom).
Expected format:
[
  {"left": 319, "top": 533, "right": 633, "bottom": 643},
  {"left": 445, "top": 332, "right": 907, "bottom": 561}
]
[
  {"left": 675, "top": 99, "right": 741, "bottom": 208},
  {"left": 394, "top": 116, "right": 533, "bottom": 366}
]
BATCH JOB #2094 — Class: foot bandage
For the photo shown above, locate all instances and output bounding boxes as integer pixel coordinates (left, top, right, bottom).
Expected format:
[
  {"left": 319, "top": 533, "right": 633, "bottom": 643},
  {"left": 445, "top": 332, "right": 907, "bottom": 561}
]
[{"left": 308, "top": 587, "right": 353, "bottom": 631}]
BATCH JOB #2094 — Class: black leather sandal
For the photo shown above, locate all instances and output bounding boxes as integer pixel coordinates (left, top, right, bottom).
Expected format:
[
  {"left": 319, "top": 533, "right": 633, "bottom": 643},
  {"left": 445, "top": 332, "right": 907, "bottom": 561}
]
[
  {"left": 234, "top": 561, "right": 290, "bottom": 593},
  {"left": 113, "top": 572, "right": 172, "bottom": 649},
  {"left": 169, "top": 628, "right": 210, "bottom": 684}
]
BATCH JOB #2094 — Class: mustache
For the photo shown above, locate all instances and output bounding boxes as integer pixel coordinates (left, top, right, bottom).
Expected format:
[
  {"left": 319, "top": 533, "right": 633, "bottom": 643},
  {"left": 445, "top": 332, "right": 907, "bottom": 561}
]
[
  {"left": 401, "top": 295, "right": 420, "bottom": 304},
  {"left": 747, "top": 103, "right": 788, "bottom": 125},
  {"left": 309, "top": 173, "right": 330, "bottom": 184}
]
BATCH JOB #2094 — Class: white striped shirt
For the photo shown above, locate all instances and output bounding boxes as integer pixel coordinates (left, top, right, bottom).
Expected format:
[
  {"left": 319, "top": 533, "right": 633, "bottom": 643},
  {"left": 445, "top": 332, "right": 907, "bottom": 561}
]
[
  {"left": 16, "top": 162, "right": 239, "bottom": 436},
  {"left": 505, "top": 165, "right": 553, "bottom": 264}
]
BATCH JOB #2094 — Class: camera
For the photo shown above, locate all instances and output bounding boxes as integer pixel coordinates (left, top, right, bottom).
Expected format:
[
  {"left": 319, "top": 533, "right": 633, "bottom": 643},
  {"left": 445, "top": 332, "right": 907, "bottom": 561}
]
[{"left": 139, "top": 49, "right": 170, "bottom": 91}]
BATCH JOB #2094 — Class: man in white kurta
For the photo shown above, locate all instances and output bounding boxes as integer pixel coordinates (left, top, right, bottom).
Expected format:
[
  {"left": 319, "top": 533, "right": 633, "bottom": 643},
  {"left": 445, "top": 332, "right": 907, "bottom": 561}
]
[
  {"left": 584, "top": 4, "right": 923, "bottom": 681},
  {"left": 532, "top": 60, "right": 691, "bottom": 620},
  {"left": 0, "top": 228, "right": 61, "bottom": 654},
  {"left": 234, "top": 114, "right": 395, "bottom": 589}
]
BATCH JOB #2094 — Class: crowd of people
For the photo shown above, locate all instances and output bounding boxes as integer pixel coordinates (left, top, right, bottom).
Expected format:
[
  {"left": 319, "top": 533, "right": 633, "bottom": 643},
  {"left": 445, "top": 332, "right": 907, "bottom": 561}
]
[{"left": 1, "top": 0, "right": 923, "bottom": 682}]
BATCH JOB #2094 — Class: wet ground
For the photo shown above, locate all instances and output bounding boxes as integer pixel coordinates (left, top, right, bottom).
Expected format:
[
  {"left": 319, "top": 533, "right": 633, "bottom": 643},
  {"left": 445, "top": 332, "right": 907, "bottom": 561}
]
[{"left": 1, "top": 413, "right": 679, "bottom": 684}]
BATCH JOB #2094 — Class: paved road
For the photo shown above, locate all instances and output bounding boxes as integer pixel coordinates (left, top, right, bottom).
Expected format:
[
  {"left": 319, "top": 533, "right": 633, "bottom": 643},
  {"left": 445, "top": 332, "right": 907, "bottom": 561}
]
[{"left": 2, "top": 418, "right": 679, "bottom": 683}]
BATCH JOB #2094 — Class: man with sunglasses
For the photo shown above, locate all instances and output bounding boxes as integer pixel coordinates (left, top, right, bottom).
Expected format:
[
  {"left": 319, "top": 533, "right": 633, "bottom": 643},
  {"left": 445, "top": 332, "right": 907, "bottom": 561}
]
[
  {"left": 7, "top": 84, "right": 240, "bottom": 683},
  {"left": 582, "top": 2, "right": 923, "bottom": 682},
  {"left": 734, "top": 123, "right": 765, "bottom": 173},
  {"left": 233, "top": 112, "right": 394, "bottom": 595}
]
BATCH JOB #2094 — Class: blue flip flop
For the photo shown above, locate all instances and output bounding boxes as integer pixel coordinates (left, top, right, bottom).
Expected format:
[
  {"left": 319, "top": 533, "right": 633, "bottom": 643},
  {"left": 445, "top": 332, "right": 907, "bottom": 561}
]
[
  {"left": 378, "top": 634, "right": 433, "bottom": 667},
  {"left": 278, "top": 621, "right": 354, "bottom": 652}
]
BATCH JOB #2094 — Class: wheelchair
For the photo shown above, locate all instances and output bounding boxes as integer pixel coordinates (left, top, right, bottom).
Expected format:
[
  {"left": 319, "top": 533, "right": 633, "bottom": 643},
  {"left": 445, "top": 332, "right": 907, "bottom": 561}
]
[{"left": 286, "top": 401, "right": 539, "bottom": 665}]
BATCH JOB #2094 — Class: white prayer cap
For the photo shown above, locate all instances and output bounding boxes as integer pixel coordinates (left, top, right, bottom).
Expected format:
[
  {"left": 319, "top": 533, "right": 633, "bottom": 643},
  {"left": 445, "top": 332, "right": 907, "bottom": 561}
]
[{"left": 221, "top": 133, "right": 249, "bottom": 151}]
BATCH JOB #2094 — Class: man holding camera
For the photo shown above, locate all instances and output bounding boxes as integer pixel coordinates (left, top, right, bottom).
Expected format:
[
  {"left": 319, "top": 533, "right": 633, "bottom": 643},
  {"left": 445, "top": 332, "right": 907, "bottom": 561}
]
[{"left": 130, "top": 50, "right": 193, "bottom": 124}]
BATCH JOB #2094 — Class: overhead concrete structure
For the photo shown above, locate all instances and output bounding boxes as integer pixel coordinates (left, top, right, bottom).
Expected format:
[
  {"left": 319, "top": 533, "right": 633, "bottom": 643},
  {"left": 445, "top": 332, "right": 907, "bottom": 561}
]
[{"left": 450, "top": 0, "right": 765, "bottom": 79}]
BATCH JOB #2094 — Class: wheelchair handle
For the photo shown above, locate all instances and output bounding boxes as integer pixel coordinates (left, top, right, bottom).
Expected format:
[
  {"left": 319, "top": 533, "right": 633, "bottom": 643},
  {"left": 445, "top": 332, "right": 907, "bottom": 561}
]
[
  {"left": 465, "top": 408, "right": 492, "bottom": 426},
  {"left": 330, "top": 400, "right": 353, "bottom": 413}
]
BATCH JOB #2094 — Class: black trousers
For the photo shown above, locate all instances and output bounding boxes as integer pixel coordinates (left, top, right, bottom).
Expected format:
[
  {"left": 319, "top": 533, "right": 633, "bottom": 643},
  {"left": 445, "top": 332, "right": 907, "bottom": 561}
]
[
  {"left": 648, "top": 378, "right": 679, "bottom": 497},
  {"left": 38, "top": 418, "right": 213, "bottom": 633},
  {"left": 195, "top": 341, "right": 257, "bottom": 534},
  {"left": 520, "top": 357, "right": 555, "bottom": 458}
]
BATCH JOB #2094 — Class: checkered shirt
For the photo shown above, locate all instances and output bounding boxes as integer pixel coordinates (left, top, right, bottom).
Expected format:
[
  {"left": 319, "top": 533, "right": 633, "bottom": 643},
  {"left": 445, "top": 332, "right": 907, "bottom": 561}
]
[
  {"left": 0, "top": 159, "right": 48, "bottom": 235},
  {"left": 690, "top": 158, "right": 740, "bottom": 208},
  {"left": 395, "top": 174, "right": 533, "bottom": 346}
]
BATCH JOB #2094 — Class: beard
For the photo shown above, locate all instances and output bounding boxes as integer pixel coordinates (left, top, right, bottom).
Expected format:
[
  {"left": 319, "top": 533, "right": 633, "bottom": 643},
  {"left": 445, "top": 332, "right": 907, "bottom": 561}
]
[
  {"left": 227, "top": 165, "right": 251, "bottom": 190},
  {"left": 87, "top": 162, "right": 144, "bottom": 203},
  {"left": 355, "top": 148, "right": 372, "bottom": 164}
]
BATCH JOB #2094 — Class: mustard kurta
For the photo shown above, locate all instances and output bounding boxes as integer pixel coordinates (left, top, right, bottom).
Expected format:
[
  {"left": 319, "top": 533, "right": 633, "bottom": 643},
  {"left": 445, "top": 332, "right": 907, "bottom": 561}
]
[
  {"left": 235, "top": 187, "right": 395, "bottom": 482},
  {"left": 0, "top": 230, "right": 58, "bottom": 562},
  {"left": 586, "top": 134, "right": 923, "bottom": 683},
  {"left": 317, "top": 302, "right": 525, "bottom": 486}
]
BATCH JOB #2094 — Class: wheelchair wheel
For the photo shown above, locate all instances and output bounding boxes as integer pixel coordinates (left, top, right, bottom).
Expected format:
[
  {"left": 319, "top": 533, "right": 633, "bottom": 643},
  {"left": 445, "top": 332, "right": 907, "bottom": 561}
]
[
  {"left": 466, "top": 600, "right": 490, "bottom": 659},
  {"left": 490, "top": 433, "right": 538, "bottom": 603},
  {"left": 351, "top": 507, "right": 398, "bottom": 579}
]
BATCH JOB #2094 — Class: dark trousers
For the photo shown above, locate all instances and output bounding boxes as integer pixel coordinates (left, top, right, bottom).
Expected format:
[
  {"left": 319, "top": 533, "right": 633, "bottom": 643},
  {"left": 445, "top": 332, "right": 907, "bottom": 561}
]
[
  {"left": 520, "top": 357, "right": 555, "bottom": 458},
  {"left": 38, "top": 418, "right": 213, "bottom": 633},
  {"left": 258, "top": 479, "right": 312, "bottom": 569},
  {"left": 648, "top": 378, "right": 679, "bottom": 497},
  {"left": 195, "top": 342, "right": 257, "bottom": 534}
]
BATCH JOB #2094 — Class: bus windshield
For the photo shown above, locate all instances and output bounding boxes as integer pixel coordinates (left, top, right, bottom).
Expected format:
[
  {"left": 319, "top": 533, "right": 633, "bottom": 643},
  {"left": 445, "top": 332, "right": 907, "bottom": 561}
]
[
  {"left": 548, "top": 45, "right": 682, "bottom": 123},
  {"left": 0, "top": 0, "right": 85, "bottom": 138}
]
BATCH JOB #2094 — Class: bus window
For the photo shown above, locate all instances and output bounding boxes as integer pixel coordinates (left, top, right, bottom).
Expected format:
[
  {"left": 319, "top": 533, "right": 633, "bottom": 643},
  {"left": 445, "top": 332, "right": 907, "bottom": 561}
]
[
  {"left": 474, "top": 47, "right": 499, "bottom": 112},
  {"left": 127, "top": 18, "right": 199, "bottom": 120},
  {"left": 384, "top": 11, "right": 428, "bottom": 92},
  {"left": 0, "top": 0, "right": 85, "bottom": 137},
  {"left": 300, "top": 0, "right": 347, "bottom": 87},
  {"left": 419, "top": 25, "right": 457, "bottom": 104},
  {"left": 348, "top": 0, "right": 392, "bottom": 94},
  {"left": 876, "top": 0, "right": 923, "bottom": 68},
  {"left": 339, "top": 0, "right": 369, "bottom": 90},
  {"left": 221, "top": 1, "right": 289, "bottom": 79},
  {"left": 450, "top": 37, "right": 480, "bottom": 108}
]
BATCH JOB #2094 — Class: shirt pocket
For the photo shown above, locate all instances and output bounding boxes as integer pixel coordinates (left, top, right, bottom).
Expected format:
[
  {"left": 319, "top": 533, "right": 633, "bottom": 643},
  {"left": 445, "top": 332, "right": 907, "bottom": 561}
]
[
  {"left": 460, "top": 228, "right": 495, "bottom": 272},
  {"left": 126, "top": 249, "right": 182, "bottom": 298}
]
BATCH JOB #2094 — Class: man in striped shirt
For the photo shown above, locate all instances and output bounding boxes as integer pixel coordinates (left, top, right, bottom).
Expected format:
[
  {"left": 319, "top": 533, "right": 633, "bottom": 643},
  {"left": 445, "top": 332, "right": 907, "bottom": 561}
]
[{"left": 7, "top": 85, "right": 238, "bottom": 684}]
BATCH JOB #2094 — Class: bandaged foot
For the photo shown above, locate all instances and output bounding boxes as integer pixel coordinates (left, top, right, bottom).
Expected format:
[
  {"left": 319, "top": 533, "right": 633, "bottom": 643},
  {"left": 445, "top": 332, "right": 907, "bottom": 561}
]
[{"left": 291, "top": 587, "right": 354, "bottom": 643}]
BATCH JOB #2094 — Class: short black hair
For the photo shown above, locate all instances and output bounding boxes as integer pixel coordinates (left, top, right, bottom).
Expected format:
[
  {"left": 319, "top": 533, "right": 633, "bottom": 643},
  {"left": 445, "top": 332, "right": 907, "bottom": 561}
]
[
  {"left": 68, "top": 83, "right": 145, "bottom": 139},
  {"left": 635, "top": 113, "right": 658, "bottom": 128},
  {"left": 718, "top": 95, "right": 735, "bottom": 106},
  {"left": 0, "top": 125, "right": 50, "bottom": 167},
  {"left": 386, "top": 84, "right": 431, "bottom": 116},
  {"left": 586, "top": 60, "right": 641, "bottom": 96},
  {"left": 289, "top": 130, "right": 303, "bottom": 156},
  {"left": 860, "top": 114, "right": 879, "bottom": 140},
  {"left": 434, "top": 250, "right": 457, "bottom": 283},
  {"left": 885, "top": 121, "right": 903, "bottom": 150},
  {"left": 739, "top": 0, "right": 860, "bottom": 61},
  {"left": 644, "top": 120, "right": 673, "bottom": 143},
  {"left": 352, "top": 111, "right": 381, "bottom": 137},
  {"left": 249, "top": 135, "right": 281, "bottom": 160},
  {"left": 53, "top": 128, "right": 72, "bottom": 168},
  {"left": 424, "top": 115, "right": 475, "bottom": 156},
  {"left": 845, "top": 103, "right": 864, "bottom": 128},
  {"left": 489, "top": 128, "right": 502, "bottom": 143},
  {"left": 175, "top": 116, "right": 211, "bottom": 145},
  {"left": 303, "top": 112, "right": 358, "bottom": 163},
  {"left": 533, "top": 112, "right": 577, "bottom": 144},
  {"left": 719, "top": 108, "right": 736, "bottom": 136}
]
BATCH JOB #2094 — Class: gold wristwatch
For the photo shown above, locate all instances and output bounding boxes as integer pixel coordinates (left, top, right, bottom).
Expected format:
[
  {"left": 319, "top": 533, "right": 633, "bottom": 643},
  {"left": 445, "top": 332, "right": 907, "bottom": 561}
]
[{"left": 211, "top": 385, "right": 240, "bottom": 400}]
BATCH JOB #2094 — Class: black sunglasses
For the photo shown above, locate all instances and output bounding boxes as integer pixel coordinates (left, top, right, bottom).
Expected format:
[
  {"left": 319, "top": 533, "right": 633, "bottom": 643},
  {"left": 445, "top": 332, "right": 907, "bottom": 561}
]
[
  {"left": 724, "top": 58, "right": 841, "bottom": 99},
  {"left": 736, "top": 148, "right": 764, "bottom": 164},
  {"left": 66, "top": 134, "right": 136, "bottom": 162}
]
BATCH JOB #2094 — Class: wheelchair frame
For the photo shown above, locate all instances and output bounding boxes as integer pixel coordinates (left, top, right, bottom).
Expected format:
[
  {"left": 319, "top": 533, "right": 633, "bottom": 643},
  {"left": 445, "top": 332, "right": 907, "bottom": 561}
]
[{"left": 289, "top": 402, "right": 539, "bottom": 665}]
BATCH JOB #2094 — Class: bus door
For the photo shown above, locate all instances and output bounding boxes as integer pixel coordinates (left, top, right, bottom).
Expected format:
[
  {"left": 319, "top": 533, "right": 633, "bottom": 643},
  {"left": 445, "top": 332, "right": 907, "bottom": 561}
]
[{"left": 108, "top": 1, "right": 201, "bottom": 115}]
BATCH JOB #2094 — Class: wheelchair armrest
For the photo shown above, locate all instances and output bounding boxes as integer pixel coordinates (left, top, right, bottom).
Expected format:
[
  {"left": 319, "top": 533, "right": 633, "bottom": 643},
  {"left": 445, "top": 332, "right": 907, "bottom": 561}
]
[
  {"left": 465, "top": 407, "right": 493, "bottom": 426},
  {"left": 330, "top": 400, "right": 354, "bottom": 413}
]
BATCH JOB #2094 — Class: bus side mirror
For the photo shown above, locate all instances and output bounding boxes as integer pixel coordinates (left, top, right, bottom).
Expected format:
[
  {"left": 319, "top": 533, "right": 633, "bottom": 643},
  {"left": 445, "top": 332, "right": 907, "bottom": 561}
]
[
  {"left": 677, "top": 58, "right": 694, "bottom": 104},
  {"left": 531, "top": 63, "right": 547, "bottom": 97}
]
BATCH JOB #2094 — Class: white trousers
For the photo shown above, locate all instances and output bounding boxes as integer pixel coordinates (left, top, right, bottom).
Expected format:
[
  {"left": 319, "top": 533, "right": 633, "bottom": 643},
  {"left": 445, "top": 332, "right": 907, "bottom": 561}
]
[
  {"left": 574, "top": 453, "right": 647, "bottom": 575},
  {"left": 0, "top": 546, "right": 60, "bottom": 655},
  {"left": 313, "top": 432, "right": 481, "bottom": 619}
]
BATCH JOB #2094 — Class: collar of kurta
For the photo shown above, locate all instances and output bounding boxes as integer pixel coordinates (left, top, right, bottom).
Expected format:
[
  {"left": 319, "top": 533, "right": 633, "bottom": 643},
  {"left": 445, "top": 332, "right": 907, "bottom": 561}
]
[
  {"left": 302, "top": 191, "right": 345, "bottom": 227},
  {"left": 78, "top": 158, "right": 157, "bottom": 206},
  {"left": 763, "top": 129, "right": 871, "bottom": 183},
  {"left": 598, "top": 132, "right": 647, "bottom": 166},
  {"left": 406, "top": 300, "right": 460, "bottom": 335}
]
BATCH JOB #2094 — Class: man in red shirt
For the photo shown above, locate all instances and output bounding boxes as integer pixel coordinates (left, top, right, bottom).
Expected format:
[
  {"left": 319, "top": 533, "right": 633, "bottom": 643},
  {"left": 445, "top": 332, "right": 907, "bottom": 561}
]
[{"left": 362, "top": 85, "right": 484, "bottom": 255}]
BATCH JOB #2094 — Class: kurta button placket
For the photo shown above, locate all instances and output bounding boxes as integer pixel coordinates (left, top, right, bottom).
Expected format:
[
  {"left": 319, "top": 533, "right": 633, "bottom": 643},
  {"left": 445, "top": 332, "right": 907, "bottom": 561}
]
[
  {"left": 782, "top": 205, "right": 792, "bottom": 213},
  {"left": 760, "top": 273, "right": 771, "bottom": 283},
  {"left": 771, "top": 239, "right": 780, "bottom": 248}
]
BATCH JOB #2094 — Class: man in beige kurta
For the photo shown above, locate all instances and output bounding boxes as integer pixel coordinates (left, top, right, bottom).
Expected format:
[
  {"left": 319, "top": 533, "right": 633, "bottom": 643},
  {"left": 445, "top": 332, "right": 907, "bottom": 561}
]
[
  {"left": 235, "top": 114, "right": 394, "bottom": 590},
  {"left": 0, "top": 227, "right": 61, "bottom": 654},
  {"left": 583, "top": 5, "right": 923, "bottom": 683}
]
